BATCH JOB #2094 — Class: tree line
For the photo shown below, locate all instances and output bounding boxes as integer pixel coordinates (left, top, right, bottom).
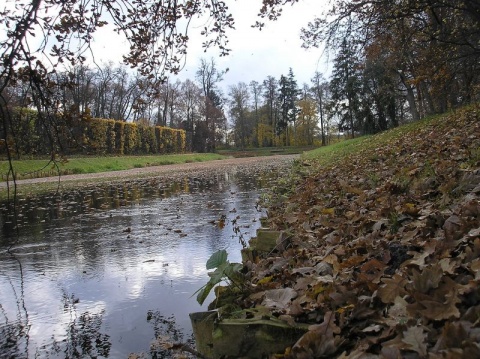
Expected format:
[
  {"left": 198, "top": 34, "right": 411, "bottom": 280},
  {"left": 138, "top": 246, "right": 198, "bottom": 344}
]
[
  {"left": 1, "top": 0, "right": 479, "bottom": 160},
  {"left": 301, "top": 0, "right": 479, "bottom": 132}
]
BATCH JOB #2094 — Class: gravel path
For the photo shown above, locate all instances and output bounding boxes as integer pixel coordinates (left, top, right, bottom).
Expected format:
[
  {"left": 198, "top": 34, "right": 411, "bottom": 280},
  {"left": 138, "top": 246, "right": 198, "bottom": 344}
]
[{"left": 0, "top": 154, "right": 299, "bottom": 189}]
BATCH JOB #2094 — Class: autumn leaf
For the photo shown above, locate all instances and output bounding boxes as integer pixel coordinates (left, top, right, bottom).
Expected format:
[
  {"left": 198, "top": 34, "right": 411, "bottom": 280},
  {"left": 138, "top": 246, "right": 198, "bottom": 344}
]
[
  {"left": 443, "top": 215, "right": 464, "bottom": 241},
  {"left": 400, "top": 203, "right": 417, "bottom": 218},
  {"left": 377, "top": 274, "right": 408, "bottom": 304},
  {"left": 291, "top": 312, "right": 342, "bottom": 358},
  {"left": 339, "top": 255, "right": 368, "bottom": 270},
  {"left": 257, "top": 276, "right": 273, "bottom": 285},
  {"left": 432, "top": 321, "right": 475, "bottom": 352},
  {"left": 438, "top": 258, "right": 456, "bottom": 275},
  {"left": 285, "top": 213, "right": 299, "bottom": 224},
  {"left": 362, "top": 324, "right": 382, "bottom": 333},
  {"left": 410, "top": 264, "right": 443, "bottom": 293},
  {"left": 361, "top": 258, "right": 387, "bottom": 273},
  {"left": 262, "top": 288, "right": 297, "bottom": 309},
  {"left": 382, "top": 296, "right": 409, "bottom": 327},
  {"left": 418, "top": 278, "right": 461, "bottom": 320},
  {"left": 358, "top": 258, "right": 387, "bottom": 285},
  {"left": 470, "top": 259, "right": 480, "bottom": 281},
  {"left": 405, "top": 246, "right": 434, "bottom": 268},
  {"left": 402, "top": 326, "right": 427, "bottom": 357},
  {"left": 321, "top": 207, "right": 335, "bottom": 215},
  {"left": 380, "top": 346, "right": 402, "bottom": 359}
]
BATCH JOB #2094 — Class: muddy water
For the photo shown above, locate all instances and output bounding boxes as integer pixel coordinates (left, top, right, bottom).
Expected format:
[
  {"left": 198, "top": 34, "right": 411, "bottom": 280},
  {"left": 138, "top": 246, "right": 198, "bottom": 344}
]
[{"left": 0, "top": 163, "right": 289, "bottom": 358}]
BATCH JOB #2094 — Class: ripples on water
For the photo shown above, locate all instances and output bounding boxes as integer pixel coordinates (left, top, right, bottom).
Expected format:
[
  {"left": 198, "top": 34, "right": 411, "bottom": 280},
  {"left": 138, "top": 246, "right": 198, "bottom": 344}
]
[{"left": 0, "top": 165, "right": 287, "bottom": 358}]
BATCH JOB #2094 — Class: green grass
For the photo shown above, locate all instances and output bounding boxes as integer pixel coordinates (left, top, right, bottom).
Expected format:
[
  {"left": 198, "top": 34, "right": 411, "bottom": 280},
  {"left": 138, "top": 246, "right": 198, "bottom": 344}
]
[
  {"left": 0, "top": 153, "right": 226, "bottom": 181},
  {"left": 302, "top": 136, "right": 372, "bottom": 163},
  {"left": 301, "top": 112, "right": 444, "bottom": 167}
]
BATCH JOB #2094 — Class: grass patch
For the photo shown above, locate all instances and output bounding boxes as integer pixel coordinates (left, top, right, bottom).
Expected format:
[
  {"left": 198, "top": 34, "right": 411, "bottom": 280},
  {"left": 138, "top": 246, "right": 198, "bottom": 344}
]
[
  {"left": 0, "top": 153, "right": 226, "bottom": 181},
  {"left": 301, "top": 111, "right": 448, "bottom": 168},
  {"left": 302, "top": 136, "right": 372, "bottom": 165}
]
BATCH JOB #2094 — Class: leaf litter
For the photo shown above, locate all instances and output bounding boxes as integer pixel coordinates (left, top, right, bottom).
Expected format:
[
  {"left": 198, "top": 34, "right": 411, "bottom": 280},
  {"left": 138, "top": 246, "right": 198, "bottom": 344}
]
[{"left": 215, "top": 106, "right": 480, "bottom": 358}]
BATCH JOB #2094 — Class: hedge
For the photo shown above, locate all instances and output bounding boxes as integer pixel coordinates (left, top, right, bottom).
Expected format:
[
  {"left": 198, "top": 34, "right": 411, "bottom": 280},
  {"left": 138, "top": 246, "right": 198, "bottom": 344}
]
[{"left": 0, "top": 109, "right": 186, "bottom": 157}]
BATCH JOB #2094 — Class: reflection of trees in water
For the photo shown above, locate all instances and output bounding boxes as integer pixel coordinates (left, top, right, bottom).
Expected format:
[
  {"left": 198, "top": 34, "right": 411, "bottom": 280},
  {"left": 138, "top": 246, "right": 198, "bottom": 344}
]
[
  {"left": 1, "top": 287, "right": 111, "bottom": 358},
  {"left": 0, "top": 255, "right": 30, "bottom": 358},
  {"left": 0, "top": 180, "right": 186, "bottom": 242},
  {"left": 0, "top": 316, "right": 28, "bottom": 358},
  {"left": 41, "top": 293, "right": 111, "bottom": 358},
  {"left": 146, "top": 310, "right": 195, "bottom": 359},
  {"left": 62, "top": 311, "right": 111, "bottom": 358},
  {"left": 0, "top": 166, "right": 283, "bottom": 243}
]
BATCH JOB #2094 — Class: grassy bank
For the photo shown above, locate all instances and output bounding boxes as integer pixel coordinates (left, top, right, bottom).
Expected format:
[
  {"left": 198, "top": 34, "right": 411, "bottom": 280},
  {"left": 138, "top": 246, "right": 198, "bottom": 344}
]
[
  {"left": 0, "top": 153, "right": 226, "bottom": 181},
  {"left": 0, "top": 147, "right": 314, "bottom": 181},
  {"left": 301, "top": 110, "right": 460, "bottom": 166}
]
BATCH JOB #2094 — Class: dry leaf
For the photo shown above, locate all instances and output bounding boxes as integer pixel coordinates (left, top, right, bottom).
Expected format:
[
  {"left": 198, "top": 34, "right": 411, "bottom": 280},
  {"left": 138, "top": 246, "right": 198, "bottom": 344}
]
[
  {"left": 418, "top": 279, "right": 461, "bottom": 320},
  {"left": 411, "top": 264, "right": 443, "bottom": 293},
  {"left": 292, "top": 312, "right": 342, "bottom": 358},
  {"left": 262, "top": 288, "right": 297, "bottom": 309},
  {"left": 402, "top": 326, "right": 427, "bottom": 357},
  {"left": 377, "top": 274, "right": 408, "bottom": 304}
]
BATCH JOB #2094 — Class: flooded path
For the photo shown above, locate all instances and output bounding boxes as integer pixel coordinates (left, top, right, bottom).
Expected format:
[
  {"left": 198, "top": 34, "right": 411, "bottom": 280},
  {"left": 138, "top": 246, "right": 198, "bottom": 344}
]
[{"left": 0, "top": 157, "right": 295, "bottom": 358}]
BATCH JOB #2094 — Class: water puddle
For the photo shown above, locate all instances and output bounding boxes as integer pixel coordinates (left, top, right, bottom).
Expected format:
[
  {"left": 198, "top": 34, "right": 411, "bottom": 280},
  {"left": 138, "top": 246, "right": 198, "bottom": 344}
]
[{"left": 0, "top": 163, "right": 289, "bottom": 358}]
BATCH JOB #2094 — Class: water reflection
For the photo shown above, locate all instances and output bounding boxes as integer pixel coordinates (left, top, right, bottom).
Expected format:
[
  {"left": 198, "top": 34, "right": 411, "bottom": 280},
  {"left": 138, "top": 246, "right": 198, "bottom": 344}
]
[{"left": 0, "top": 163, "right": 289, "bottom": 358}]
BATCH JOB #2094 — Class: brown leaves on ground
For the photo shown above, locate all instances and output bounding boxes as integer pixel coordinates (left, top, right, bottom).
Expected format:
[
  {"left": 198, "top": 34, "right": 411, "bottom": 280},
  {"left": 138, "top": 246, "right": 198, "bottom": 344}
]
[{"left": 240, "top": 107, "right": 480, "bottom": 358}]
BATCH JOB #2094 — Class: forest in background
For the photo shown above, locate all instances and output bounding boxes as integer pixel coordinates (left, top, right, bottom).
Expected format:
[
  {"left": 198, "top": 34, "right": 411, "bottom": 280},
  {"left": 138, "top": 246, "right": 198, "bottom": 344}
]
[{"left": 1, "top": 1, "right": 479, "bottom": 156}]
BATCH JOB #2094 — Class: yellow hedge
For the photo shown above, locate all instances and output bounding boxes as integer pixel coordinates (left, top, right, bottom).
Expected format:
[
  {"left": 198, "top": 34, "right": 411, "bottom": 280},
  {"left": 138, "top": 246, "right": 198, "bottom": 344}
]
[
  {"left": 88, "top": 120, "right": 185, "bottom": 155},
  {"left": 0, "top": 109, "right": 186, "bottom": 156},
  {"left": 124, "top": 122, "right": 139, "bottom": 154}
]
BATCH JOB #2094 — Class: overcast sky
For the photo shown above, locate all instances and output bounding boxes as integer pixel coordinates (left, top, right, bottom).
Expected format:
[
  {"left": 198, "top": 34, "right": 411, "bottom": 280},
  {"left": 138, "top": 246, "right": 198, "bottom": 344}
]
[{"left": 89, "top": 0, "right": 330, "bottom": 92}]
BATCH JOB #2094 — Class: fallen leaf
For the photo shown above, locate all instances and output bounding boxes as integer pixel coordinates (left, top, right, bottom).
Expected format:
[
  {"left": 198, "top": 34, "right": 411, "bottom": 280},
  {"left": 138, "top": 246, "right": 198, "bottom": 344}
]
[
  {"left": 262, "top": 288, "right": 297, "bottom": 309},
  {"left": 382, "top": 296, "right": 409, "bottom": 327},
  {"left": 257, "top": 276, "right": 273, "bottom": 285},
  {"left": 321, "top": 207, "right": 335, "bottom": 215},
  {"left": 418, "top": 279, "right": 461, "bottom": 320},
  {"left": 443, "top": 215, "right": 464, "bottom": 241},
  {"left": 377, "top": 274, "right": 408, "bottom": 304},
  {"left": 411, "top": 264, "right": 443, "bottom": 293},
  {"left": 402, "top": 326, "right": 427, "bottom": 357},
  {"left": 292, "top": 312, "right": 342, "bottom": 358}
]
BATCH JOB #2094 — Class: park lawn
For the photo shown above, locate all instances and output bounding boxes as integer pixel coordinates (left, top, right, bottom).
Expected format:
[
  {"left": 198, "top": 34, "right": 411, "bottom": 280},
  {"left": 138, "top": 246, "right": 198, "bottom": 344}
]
[{"left": 0, "top": 153, "right": 226, "bottom": 181}]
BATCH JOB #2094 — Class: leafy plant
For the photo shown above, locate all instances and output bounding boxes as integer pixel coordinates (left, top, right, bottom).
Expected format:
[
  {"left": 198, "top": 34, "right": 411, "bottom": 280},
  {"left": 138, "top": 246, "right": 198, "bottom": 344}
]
[{"left": 195, "top": 250, "right": 245, "bottom": 306}]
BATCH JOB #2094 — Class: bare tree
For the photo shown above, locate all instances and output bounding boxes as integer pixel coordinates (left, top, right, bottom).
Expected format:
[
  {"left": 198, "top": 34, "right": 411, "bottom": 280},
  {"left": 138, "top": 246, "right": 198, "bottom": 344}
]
[
  {"left": 249, "top": 80, "right": 262, "bottom": 147},
  {"left": 228, "top": 82, "right": 251, "bottom": 150},
  {"left": 195, "top": 58, "right": 226, "bottom": 152},
  {"left": 0, "top": 0, "right": 242, "bottom": 187},
  {"left": 178, "top": 79, "right": 203, "bottom": 151},
  {"left": 311, "top": 71, "right": 328, "bottom": 146}
]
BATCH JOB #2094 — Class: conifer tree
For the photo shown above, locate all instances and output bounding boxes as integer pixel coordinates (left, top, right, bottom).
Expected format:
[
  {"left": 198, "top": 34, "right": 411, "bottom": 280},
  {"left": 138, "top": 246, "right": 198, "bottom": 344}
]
[
  {"left": 277, "top": 68, "right": 300, "bottom": 145},
  {"left": 329, "top": 39, "right": 362, "bottom": 138}
]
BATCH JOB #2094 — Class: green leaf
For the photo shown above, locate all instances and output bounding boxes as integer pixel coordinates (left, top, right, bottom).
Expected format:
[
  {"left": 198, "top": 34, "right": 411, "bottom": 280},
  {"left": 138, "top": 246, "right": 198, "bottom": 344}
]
[
  {"left": 208, "top": 264, "right": 229, "bottom": 283},
  {"left": 196, "top": 281, "right": 215, "bottom": 305},
  {"left": 224, "top": 262, "right": 243, "bottom": 278},
  {"left": 206, "top": 249, "right": 228, "bottom": 270}
]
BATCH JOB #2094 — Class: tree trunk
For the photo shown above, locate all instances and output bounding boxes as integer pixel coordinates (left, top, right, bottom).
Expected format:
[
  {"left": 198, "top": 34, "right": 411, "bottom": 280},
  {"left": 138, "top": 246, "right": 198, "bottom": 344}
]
[{"left": 398, "top": 72, "right": 420, "bottom": 121}]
